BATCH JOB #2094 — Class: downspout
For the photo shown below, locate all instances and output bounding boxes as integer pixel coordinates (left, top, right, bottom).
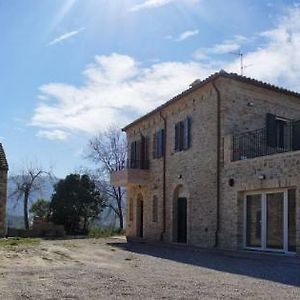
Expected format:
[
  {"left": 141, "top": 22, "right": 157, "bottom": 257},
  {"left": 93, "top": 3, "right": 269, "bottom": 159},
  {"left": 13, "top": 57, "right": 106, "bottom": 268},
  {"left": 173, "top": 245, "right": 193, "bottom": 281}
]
[
  {"left": 160, "top": 111, "right": 167, "bottom": 240},
  {"left": 212, "top": 80, "right": 221, "bottom": 248}
]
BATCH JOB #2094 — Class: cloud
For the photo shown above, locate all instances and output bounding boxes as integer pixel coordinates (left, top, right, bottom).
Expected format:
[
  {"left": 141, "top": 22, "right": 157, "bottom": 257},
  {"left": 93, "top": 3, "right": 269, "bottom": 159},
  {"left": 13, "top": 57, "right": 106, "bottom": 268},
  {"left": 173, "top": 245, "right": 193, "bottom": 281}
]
[
  {"left": 194, "top": 35, "right": 247, "bottom": 58},
  {"left": 226, "top": 7, "right": 300, "bottom": 89},
  {"left": 31, "top": 53, "right": 214, "bottom": 139},
  {"left": 37, "top": 130, "right": 68, "bottom": 141},
  {"left": 32, "top": 7, "right": 300, "bottom": 140},
  {"left": 210, "top": 42, "right": 240, "bottom": 54},
  {"left": 47, "top": 27, "right": 85, "bottom": 46},
  {"left": 130, "top": 0, "right": 199, "bottom": 12},
  {"left": 171, "top": 30, "right": 199, "bottom": 42}
]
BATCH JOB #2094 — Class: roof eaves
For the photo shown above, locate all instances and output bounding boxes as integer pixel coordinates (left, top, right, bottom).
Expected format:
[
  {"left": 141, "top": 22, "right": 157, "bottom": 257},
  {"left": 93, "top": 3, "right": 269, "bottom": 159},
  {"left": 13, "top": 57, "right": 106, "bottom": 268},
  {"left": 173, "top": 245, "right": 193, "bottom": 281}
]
[
  {"left": 122, "top": 70, "right": 300, "bottom": 132},
  {"left": 0, "top": 143, "right": 8, "bottom": 171},
  {"left": 122, "top": 71, "right": 222, "bottom": 131}
]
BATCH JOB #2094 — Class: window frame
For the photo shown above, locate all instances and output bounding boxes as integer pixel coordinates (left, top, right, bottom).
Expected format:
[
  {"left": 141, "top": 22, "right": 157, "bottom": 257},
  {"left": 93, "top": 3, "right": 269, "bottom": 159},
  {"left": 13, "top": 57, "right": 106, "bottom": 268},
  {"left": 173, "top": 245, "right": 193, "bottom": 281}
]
[{"left": 174, "top": 116, "right": 191, "bottom": 152}]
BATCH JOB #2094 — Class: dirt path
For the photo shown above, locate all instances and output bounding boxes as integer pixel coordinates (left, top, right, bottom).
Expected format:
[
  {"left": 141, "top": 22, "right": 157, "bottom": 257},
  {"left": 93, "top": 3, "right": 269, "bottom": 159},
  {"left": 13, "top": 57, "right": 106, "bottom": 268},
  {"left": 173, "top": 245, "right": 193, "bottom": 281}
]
[{"left": 0, "top": 237, "right": 299, "bottom": 299}]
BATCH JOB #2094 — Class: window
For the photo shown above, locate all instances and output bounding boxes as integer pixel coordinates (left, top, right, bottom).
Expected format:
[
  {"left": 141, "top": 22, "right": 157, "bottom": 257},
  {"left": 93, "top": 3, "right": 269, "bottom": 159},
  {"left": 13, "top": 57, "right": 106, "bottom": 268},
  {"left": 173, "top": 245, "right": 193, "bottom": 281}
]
[
  {"left": 174, "top": 117, "right": 191, "bottom": 152},
  {"left": 130, "top": 135, "right": 149, "bottom": 169},
  {"left": 153, "top": 129, "right": 165, "bottom": 159},
  {"left": 266, "top": 114, "right": 288, "bottom": 149},
  {"left": 152, "top": 196, "right": 158, "bottom": 223},
  {"left": 129, "top": 198, "right": 133, "bottom": 221}
]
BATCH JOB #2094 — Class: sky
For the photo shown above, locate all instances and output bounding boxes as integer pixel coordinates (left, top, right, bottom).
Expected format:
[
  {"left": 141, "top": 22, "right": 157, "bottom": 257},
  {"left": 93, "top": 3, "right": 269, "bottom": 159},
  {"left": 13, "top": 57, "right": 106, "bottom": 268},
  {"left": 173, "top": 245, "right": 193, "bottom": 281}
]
[{"left": 1, "top": 0, "right": 300, "bottom": 177}]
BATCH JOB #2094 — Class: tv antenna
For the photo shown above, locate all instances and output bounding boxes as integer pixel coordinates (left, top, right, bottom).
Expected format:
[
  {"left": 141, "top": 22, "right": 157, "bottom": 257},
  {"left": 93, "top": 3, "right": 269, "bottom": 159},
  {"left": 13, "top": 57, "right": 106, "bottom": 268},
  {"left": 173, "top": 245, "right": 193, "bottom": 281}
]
[{"left": 230, "top": 50, "right": 244, "bottom": 76}]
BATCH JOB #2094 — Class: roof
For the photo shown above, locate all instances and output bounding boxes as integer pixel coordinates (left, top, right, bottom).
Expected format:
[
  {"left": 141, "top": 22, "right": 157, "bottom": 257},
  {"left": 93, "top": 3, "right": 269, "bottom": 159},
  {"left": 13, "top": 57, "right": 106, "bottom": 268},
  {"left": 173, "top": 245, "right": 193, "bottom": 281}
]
[
  {"left": 0, "top": 143, "right": 8, "bottom": 171},
  {"left": 122, "top": 70, "right": 300, "bottom": 131}
]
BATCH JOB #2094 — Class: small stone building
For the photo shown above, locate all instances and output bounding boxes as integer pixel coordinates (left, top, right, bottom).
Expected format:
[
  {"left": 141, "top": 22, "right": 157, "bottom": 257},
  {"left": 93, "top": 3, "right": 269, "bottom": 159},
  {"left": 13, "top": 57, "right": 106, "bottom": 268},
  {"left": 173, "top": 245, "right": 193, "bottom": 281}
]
[
  {"left": 0, "top": 143, "right": 8, "bottom": 236},
  {"left": 111, "top": 70, "right": 300, "bottom": 256}
]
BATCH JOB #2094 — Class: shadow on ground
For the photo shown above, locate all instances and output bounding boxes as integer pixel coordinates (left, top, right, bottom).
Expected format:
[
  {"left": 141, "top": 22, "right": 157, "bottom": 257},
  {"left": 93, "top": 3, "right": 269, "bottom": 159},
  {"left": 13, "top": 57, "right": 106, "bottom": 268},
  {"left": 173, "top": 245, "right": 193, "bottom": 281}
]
[{"left": 108, "top": 240, "right": 300, "bottom": 287}]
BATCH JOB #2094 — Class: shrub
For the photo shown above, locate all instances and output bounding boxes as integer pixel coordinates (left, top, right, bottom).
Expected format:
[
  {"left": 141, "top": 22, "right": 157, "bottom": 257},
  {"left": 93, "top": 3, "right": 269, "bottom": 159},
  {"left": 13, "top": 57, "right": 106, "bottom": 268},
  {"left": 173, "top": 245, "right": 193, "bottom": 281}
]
[{"left": 88, "top": 228, "right": 125, "bottom": 238}]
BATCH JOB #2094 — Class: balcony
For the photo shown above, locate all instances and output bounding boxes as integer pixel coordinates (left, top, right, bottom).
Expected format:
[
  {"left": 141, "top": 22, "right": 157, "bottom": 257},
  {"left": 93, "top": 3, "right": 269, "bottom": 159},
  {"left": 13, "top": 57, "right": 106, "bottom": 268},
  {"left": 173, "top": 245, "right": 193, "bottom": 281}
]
[
  {"left": 110, "top": 159, "right": 150, "bottom": 187},
  {"left": 232, "top": 119, "right": 300, "bottom": 161}
]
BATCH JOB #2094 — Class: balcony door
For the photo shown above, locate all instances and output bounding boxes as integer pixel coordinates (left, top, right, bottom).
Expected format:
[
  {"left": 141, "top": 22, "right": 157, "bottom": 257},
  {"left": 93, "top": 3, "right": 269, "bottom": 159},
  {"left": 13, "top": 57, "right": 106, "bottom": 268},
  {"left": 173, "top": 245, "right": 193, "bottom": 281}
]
[{"left": 244, "top": 189, "right": 296, "bottom": 253}]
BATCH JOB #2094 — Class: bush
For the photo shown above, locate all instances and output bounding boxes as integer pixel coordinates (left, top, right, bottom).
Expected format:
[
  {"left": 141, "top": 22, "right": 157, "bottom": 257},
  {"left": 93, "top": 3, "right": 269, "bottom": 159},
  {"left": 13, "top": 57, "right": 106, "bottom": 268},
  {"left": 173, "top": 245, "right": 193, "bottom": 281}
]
[{"left": 88, "top": 228, "right": 125, "bottom": 238}]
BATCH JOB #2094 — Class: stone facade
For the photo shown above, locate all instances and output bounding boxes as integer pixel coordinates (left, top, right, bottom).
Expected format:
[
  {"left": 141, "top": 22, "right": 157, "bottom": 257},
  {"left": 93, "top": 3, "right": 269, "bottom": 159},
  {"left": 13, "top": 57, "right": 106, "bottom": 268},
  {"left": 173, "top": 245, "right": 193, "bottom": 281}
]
[
  {"left": 0, "top": 143, "right": 8, "bottom": 237},
  {"left": 112, "top": 71, "right": 300, "bottom": 255}
]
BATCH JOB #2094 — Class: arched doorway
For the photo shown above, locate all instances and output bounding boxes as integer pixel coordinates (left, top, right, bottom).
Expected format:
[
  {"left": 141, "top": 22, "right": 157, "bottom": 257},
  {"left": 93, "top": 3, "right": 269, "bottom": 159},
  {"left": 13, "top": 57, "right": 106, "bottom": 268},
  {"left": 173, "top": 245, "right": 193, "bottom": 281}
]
[
  {"left": 136, "top": 194, "right": 144, "bottom": 238},
  {"left": 173, "top": 185, "right": 188, "bottom": 243}
]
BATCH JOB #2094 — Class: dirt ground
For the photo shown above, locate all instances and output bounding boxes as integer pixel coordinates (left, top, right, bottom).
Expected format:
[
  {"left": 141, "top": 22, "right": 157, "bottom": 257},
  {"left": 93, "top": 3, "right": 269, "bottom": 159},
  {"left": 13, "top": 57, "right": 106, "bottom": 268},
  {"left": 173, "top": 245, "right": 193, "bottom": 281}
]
[{"left": 0, "top": 237, "right": 299, "bottom": 299}]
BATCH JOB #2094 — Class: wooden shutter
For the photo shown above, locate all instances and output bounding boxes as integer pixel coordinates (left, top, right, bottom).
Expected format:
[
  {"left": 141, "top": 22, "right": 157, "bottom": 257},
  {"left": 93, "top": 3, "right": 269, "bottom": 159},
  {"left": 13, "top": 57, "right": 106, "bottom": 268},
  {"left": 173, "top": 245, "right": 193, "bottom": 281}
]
[
  {"left": 156, "top": 131, "right": 160, "bottom": 158},
  {"left": 152, "top": 133, "right": 157, "bottom": 159},
  {"left": 175, "top": 123, "right": 180, "bottom": 151},
  {"left": 179, "top": 121, "right": 184, "bottom": 151},
  {"left": 266, "top": 113, "right": 277, "bottom": 147},
  {"left": 136, "top": 140, "right": 141, "bottom": 168},
  {"left": 130, "top": 141, "right": 136, "bottom": 168},
  {"left": 183, "top": 117, "right": 191, "bottom": 150},
  {"left": 160, "top": 129, "right": 165, "bottom": 156},
  {"left": 140, "top": 136, "right": 149, "bottom": 169},
  {"left": 292, "top": 120, "right": 300, "bottom": 150}
]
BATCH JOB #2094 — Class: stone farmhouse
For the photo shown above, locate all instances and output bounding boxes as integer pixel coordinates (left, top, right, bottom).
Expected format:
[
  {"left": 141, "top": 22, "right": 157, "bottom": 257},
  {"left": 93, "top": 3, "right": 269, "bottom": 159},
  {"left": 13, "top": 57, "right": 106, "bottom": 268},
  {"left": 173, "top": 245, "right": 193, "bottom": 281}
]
[
  {"left": 111, "top": 70, "right": 300, "bottom": 256},
  {"left": 0, "top": 143, "right": 8, "bottom": 236}
]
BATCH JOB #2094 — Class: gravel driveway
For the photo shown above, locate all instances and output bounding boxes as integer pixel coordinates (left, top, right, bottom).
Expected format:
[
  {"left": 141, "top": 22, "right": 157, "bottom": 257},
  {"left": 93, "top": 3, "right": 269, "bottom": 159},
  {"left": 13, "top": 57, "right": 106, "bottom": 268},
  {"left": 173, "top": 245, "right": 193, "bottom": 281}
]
[{"left": 0, "top": 237, "right": 299, "bottom": 299}]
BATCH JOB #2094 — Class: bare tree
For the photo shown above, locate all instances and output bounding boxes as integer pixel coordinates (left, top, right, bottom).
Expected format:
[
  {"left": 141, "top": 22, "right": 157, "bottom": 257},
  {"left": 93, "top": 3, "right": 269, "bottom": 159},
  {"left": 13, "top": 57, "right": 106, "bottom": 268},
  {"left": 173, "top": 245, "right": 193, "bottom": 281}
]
[
  {"left": 10, "top": 162, "right": 53, "bottom": 230},
  {"left": 86, "top": 126, "right": 127, "bottom": 229}
]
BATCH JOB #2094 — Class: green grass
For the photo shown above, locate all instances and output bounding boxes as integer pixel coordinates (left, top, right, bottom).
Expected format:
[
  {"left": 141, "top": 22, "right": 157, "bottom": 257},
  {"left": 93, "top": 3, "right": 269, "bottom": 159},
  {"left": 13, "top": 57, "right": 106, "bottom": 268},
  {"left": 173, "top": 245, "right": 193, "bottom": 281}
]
[
  {"left": 0, "top": 237, "right": 41, "bottom": 248},
  {"left": 88, "top": 228, "right": 125, "bottom": 239}
]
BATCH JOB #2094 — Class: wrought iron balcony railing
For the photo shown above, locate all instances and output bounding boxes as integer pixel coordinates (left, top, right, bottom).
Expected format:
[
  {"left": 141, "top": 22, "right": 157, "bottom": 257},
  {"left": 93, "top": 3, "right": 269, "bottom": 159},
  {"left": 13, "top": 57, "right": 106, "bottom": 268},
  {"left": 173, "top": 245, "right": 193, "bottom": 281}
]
[
  {"left": 113, "top": 159, "right": 150, "bottom": 171},
  {"left": 232, "top": 122, "right": 298, "bottom": 161}
]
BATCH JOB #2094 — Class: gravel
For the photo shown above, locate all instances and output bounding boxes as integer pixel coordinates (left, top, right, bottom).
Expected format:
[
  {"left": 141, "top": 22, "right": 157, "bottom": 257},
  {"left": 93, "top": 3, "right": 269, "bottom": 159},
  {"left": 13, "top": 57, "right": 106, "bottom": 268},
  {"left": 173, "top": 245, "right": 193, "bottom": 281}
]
[{"left": 0, "top": 237, "right": 299, "bottom": 299}]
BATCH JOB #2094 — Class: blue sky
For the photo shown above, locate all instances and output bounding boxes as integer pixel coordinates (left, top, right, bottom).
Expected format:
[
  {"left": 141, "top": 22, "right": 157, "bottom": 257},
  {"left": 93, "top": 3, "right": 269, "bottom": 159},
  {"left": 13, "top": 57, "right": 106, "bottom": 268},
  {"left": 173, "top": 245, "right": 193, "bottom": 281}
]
[{"left": 1, "top": 0, "right": 300, "bottom": 177}]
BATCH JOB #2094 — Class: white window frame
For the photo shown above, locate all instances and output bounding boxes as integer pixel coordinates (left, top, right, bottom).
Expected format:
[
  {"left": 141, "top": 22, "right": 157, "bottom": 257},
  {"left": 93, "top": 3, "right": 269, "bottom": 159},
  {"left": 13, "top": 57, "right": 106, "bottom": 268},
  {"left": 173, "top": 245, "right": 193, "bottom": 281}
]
[{"left": 243, "top": 188, "right": 294, "bottom": 254}]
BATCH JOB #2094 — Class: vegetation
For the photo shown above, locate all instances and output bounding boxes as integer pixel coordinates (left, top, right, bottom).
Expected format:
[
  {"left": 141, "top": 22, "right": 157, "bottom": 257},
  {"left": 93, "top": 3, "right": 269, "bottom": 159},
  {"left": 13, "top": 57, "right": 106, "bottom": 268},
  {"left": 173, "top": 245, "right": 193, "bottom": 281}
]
[
  {"left": 49, "top": 174, "right": 106, "bottom": 234},
  {"left": 88, "top": 227, "right": 125, "bottom": 238},
  {"left": 87, "top": 126, "right": 127, "bottom": 229},
  {"left": 10, "top": 163, "right": 52, "bottom": 230},
  {"left": 0, "top": 237, "right": 41, "bottom": 248},
  {"left": 30, "top": 198, "right": 50, "bottom": 220}
]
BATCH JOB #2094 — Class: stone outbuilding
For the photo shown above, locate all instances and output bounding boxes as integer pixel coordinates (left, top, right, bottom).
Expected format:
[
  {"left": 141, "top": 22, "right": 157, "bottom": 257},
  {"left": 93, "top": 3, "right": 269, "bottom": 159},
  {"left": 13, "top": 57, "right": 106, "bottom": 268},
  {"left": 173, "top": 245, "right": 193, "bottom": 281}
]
[
  {"left": 0, "top": 143, "right": 8, "bottom": 236},
  {"left": 111, "top": 70, "right": 300, "bottom": 256}
]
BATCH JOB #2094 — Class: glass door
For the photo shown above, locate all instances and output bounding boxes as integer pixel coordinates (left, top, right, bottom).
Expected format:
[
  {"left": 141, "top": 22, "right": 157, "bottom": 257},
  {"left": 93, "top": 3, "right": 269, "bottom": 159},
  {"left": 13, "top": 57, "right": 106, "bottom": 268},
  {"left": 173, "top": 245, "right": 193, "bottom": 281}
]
[
  {"left": 244, "top": 189, "right": 296, "bottom": 253},
  {"left": 245, "top": 194, "right": 262, "bottom": 248},
  {"left": 266, "top": 192, "right": 284, "bottom": 250}
]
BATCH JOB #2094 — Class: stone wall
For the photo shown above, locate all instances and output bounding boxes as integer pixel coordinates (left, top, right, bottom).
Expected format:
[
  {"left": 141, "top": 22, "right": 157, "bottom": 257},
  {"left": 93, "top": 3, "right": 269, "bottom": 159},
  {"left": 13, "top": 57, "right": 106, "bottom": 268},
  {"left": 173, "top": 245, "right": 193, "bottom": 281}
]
[
  {"left": 124, "top": 75, "right": 300, "bottom": 254},
  {"left": 126, "top": 82, "right": 218, "bottom": 248},
  {"left": 221, "top": 146, "right": 300, "bottom": 255},
  {"left": 218, "top": 77, "right": 300, "bottom": 255},
  {"left": 0, "top": 170, "right": 7, "bottom": 236}
]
